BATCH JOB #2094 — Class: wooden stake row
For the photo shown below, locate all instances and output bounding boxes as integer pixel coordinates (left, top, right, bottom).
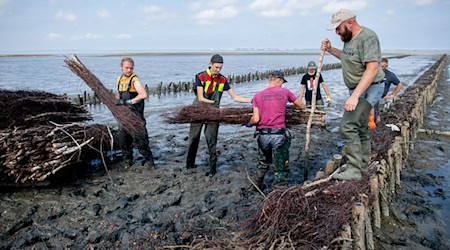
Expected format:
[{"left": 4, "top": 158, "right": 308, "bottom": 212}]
[{"left": 316, "top": 55, "right": 447, "bottom": 249}]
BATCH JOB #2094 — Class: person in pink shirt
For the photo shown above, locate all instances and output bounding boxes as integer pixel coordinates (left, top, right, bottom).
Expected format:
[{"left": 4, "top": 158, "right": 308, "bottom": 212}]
[{"left": 246, "top": 70, "right": 305, "bottom": 190}]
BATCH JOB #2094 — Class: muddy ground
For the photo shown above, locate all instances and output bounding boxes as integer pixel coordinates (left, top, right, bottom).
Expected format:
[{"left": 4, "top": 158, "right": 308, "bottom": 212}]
[
  {"left": 0, "top": 119, "right": 343, "bottom": 249},
  {"left": 1, "top": 63, "right": 450, "bottom": 249}
]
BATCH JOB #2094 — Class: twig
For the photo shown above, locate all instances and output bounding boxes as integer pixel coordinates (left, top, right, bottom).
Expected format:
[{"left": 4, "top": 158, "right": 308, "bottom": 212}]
[{"left": 246, "top": 168, "right": 266, "bottom": 198}]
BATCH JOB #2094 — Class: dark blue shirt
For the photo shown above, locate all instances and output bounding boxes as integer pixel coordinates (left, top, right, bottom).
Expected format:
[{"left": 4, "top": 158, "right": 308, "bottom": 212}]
[{"left": 382, "top": 69, "right": 400, "bottom": 97}]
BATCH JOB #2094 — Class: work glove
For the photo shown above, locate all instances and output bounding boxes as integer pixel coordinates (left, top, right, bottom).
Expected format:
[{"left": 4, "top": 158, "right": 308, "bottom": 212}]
[
  {"left": 115, "top": 99, "right": 132, "bottom": 106},
  {"left": 243, "top": 122, "right": 252, "bottom": 128},
  {"left": 326, "top": 95, "right": 332, "bottom": 105}
]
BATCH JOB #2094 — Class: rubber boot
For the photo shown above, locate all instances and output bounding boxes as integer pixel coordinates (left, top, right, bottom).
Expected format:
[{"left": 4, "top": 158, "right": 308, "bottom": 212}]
[
  {"left": 360, "top": 139, "right": 370, "bottom": 175},
  {"left": 254, "top": 168, "right": 267, "bottom": 191},
  {"left": 333, "top": 144, "right": 363, "bottom": 181},
  {"left": 186, "top": 123, "right": 202, "bottom": 169},
  {"left": 124, "top": 158, "right": 133, "bottom": 169},
  {"left": 333, "top": 167, "right": 362, "bottom": 181},
  {"left": 142, "top": 157, "right": 155, "bottom": 169},
  {"left": 272, "top": 179, "right": 288, "bottom": 190},
  {"left": 207, "top": 163, "right": 217, "bottom": 176},
  {"left": 122, "top": 151, "right": 133, "bottom": 169}
]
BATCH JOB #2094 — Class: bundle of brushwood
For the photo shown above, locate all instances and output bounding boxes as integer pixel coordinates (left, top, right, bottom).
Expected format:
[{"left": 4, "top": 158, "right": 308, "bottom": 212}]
[
  {"left": 0, "top": 89, "right": 114, "bottom": 184},
  {"left": 163, "top": 105, "right": 326, "bottom": 126},
  {"left": 0, "top": 90, "right": 90, "bottom": 129},
  {"left": 239, "top": 176, "right": 370, "bottom": 249},
  {"left": 64, "top": 55, "right": 146, "bottom": 137}
]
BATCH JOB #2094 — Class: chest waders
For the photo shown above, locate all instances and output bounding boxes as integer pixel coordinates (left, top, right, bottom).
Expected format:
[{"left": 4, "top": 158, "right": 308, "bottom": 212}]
[
  {"left": 117, "top": 75, "right": 155, "bottom": 168},
  {"left": 186, "top": 73, "right": 223, "bottom": 175}
]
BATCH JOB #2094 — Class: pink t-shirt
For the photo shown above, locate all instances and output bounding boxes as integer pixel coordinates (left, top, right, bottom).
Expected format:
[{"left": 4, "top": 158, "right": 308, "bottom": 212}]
[{"left": 252, "top": 86, "right": 297, "bottom": 129}]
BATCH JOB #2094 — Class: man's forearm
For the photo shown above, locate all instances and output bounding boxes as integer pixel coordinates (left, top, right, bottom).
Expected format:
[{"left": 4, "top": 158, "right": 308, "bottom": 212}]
[{"left": 327, "top": 47, "right": 342, "bottom": 59}]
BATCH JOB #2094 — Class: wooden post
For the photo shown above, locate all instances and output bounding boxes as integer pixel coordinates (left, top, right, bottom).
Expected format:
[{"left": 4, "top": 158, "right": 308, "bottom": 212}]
[
  {"left": 394, "top": 136, "right": 403, "bottom": 187},
  {"left": 324, "top": 160, "right": 336, "bottom": 175},
  {"left": 387, "top": 148, "right": 396, "bottom": 194},
  {"left": 352, "top": 202, "right": 366, "bottom": 250},
  {"left": 340, "top": 224, "right": 352, "bottom": 250},
  {"left": 401, "top": 121, "right": 410, "bottom": 155},
  {"left": 379, "top": 160, "right": 390, "bottom": 218},
  {"left": 360, "top": 194, "right": 374, "bottom": 250},
  {"left": 370, "top": 175, "right": 381, "bottom": 228},
  {"left": 333, "top": 154, "right": 342, "bottom": 167},
  {"left": 315, "top": 170, "right": 325, "bottom": 180}
]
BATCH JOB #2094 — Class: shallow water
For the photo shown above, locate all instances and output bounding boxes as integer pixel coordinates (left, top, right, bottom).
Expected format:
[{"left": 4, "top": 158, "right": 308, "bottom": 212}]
[{"left": 415, "top": 63, "right": 450, "bottom": 239}]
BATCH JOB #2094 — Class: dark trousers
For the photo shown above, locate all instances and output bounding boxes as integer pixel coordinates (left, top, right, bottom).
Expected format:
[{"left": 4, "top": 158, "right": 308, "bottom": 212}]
[
  {"left": 118, "top": 122, "right": 154, "bottom": 163},
  {"left": 186, "top": 122, "right": 219, "bottom": 172}
]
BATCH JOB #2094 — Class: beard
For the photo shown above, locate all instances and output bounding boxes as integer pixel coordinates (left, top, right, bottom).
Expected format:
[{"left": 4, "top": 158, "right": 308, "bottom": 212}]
[{"left": 340, "top": 26, "right": 353, "bottom": 43}]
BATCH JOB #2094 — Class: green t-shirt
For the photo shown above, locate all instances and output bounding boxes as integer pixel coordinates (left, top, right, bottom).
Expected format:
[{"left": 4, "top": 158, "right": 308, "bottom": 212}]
[{"left": 340, "top": 27, "right": 384, "bottom": 89}]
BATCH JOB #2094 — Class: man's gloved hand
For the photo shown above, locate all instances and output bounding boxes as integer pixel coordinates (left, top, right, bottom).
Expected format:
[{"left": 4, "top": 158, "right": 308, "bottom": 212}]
[
  {"left": 115, "top": 99, "right": 132, "bottom": 106},
  {"left": 326, "top": 95, "right": 332, "bottom": 105},
  {"left": 244, "top": 122, "right": 252, "bottom": 128}
]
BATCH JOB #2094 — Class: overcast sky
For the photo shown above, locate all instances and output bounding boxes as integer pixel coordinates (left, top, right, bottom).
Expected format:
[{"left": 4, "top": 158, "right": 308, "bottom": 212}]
[{"left": 0, "top": 0, "right": 448, "bottom": 54}]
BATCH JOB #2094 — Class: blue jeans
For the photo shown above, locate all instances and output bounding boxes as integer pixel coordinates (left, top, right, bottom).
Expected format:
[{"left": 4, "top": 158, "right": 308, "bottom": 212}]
[{"left": 349, "top": 83, "right": 384, "bottom": 107}]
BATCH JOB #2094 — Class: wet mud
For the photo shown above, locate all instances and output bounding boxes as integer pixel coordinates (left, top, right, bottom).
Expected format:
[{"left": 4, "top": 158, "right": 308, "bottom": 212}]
[{"left": 0, "top": 122, "right": 342, "bottom": 249}]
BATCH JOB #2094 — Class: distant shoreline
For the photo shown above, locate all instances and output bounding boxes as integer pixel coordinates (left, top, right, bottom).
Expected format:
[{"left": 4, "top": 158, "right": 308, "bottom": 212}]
[{"left": 0, "top": 49, "right": 448, "bottom": 58}]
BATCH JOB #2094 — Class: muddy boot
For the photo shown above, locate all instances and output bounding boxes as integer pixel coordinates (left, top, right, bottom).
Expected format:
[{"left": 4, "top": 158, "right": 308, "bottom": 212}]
[
  {"left": 333, "top": 167, "right": 362, "bottom": 181},
  {"left": 207, "top": 164, "right": 217, "bottom": 176},
  {"left": 248, "top": 168, "right": 267, "bottom": 192},
  {"left": 360, "top": 140, "right": 370, "bottom": 175},
  {"left": 332, "top": 144, "right": 363, "bottom": 181},
  {"left": 124, "top": 158, "right": 133, "bottom": 169},
  {"left": 272, "top": 181, "right": 288, "bottom": 190},
  {"left": 142, "top": 158, "right": 155, "bottom": 169}
]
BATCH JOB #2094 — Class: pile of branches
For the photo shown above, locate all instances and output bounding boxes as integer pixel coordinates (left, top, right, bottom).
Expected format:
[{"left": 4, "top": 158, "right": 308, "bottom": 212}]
[
  {"left": 0, "top": 90, "right": 114, "bottom": 184},
  {"left": 64, "top": 55, "right": 146, "bottom": 137},
  {"left": 1, "top": 123, "right": 113, "bottom": 183},
  {"left": 239, "top": 177, "right": 370, "bottom": 249},
  {"left": 0, "top": 90, "right": 90, "bottom": 128},
  {"left": 163, "top": 105, "right": 326, "bottom": 126}
]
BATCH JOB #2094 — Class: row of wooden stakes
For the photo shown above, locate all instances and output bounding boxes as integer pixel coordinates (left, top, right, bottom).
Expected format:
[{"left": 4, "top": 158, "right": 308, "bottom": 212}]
[
  {"left": 69, "top": 63, "right": 342, "bottom": 105},
  {"left": 312, "top": 55, "right": 446, "bottom": 249}
]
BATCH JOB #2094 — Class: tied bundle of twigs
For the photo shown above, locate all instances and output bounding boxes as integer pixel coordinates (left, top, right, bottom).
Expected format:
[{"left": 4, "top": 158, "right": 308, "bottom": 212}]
[
  {"left": 64, "top": 55, "right": 146, "bottom": 137},
  {"left": 0, "top": 89, "right": 115, "bottom": 184},
  {"left": 163, "top": 105, "right": 326, "bottom": 126},
  {"left": 0, "top": 123, "right": 113, "bottom": 184},
  {"left": 0, "top": 90, "right": 90, "bottom": 129},
  {"left": 239, "top": 176, "right": 370, "bottom": 249}
]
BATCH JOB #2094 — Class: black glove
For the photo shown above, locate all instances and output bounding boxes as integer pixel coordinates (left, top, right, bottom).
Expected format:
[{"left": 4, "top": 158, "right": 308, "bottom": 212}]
[{"left": 115, "top": 99, "right": 132, "bottom": 106}]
